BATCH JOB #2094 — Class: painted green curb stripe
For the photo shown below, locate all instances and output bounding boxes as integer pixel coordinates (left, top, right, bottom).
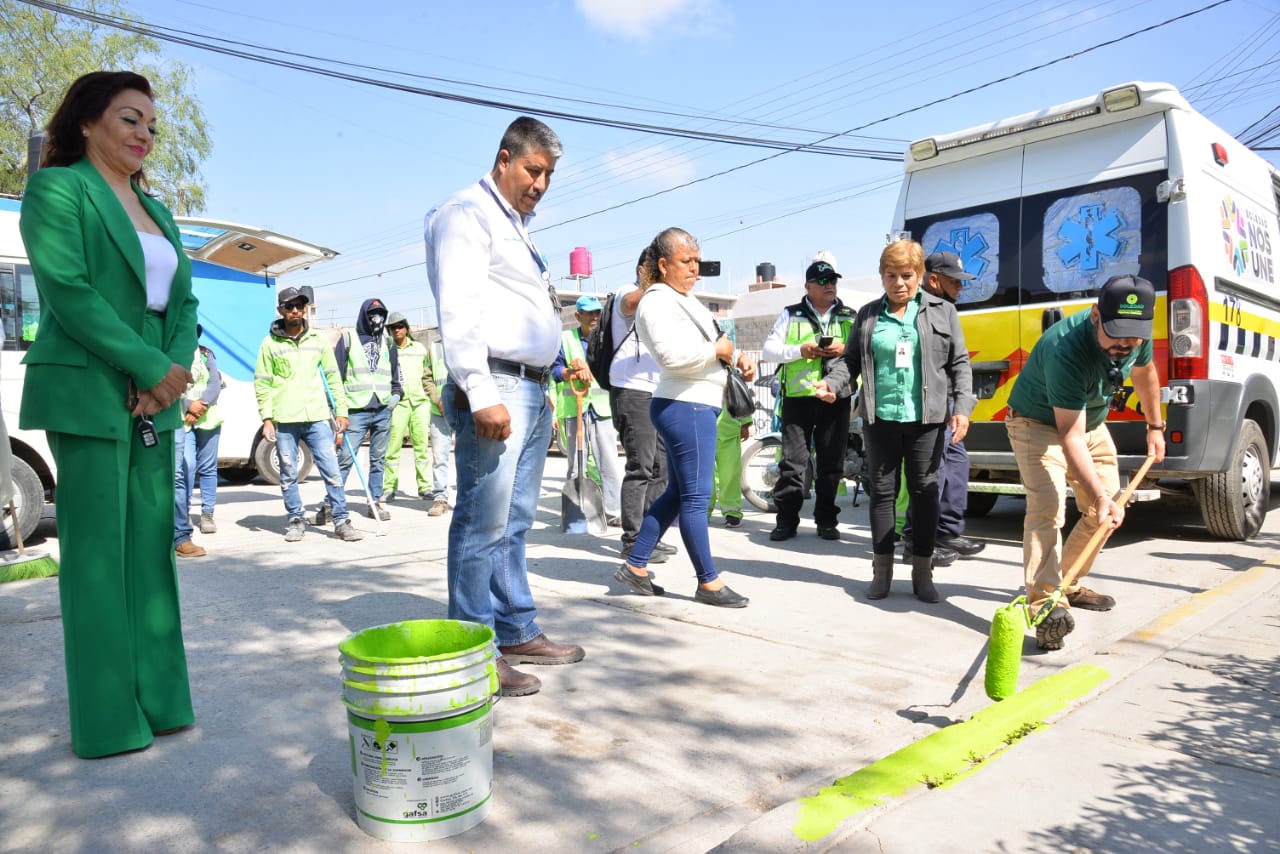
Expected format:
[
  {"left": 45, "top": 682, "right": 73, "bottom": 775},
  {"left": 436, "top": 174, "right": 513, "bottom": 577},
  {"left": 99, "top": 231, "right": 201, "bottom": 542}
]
[{"left": 792, "top": 664, "right": 1110, "bottom": 842}]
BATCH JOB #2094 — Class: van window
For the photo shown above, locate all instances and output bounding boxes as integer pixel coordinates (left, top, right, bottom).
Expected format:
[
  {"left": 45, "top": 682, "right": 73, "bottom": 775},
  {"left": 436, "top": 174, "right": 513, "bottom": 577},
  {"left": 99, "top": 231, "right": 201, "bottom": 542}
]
[
  {"left": 0, "top": 263, "right": 39, "bottom": 351},
  {"left": 911, "top": 197, "right": 1021, "bottom": 309},
  {"left": 907, "top": 169, "right": 1168, "bottom": 309}
]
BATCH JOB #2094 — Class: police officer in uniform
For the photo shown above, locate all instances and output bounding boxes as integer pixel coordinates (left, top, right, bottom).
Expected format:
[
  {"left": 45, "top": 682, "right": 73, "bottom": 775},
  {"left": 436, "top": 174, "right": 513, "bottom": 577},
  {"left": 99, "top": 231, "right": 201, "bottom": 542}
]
[{"left": 762, "top": 260, "right": 856, "bottom": 541}]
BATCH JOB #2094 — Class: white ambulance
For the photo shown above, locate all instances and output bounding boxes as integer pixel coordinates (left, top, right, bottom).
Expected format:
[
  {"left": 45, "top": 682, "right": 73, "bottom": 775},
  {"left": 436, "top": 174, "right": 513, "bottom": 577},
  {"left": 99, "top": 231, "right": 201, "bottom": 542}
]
[{"left": 894, "top": 81, "right": 1279, "bottom": 540}]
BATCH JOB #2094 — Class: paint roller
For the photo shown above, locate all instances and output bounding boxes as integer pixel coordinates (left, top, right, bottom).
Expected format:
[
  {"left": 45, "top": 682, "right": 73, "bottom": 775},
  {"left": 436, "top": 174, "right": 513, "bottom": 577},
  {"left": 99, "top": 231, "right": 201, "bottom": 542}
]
[{"left": 984, "top": 454, "right": 1156, "bottom": 701}]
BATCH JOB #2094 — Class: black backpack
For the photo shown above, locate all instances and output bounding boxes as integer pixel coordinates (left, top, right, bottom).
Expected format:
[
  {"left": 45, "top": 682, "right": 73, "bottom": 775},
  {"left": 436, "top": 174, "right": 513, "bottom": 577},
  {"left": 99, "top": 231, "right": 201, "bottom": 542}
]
[{"left": 585, "top": 291, "right": 633, "bottom": 392}]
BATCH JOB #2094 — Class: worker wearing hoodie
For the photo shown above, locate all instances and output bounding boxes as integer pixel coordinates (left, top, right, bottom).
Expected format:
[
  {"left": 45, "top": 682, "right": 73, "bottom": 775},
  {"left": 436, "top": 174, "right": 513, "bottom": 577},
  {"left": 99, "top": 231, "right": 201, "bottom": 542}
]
[{"left": 321, "top": 297, "right": 403, "bottom": 522}]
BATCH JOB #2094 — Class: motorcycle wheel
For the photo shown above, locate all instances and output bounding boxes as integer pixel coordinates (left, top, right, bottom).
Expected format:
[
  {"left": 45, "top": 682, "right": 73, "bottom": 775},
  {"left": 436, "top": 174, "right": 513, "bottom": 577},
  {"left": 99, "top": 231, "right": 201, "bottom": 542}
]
[{"left": 741, "top": 434, "right": 783, "bottom": 512}]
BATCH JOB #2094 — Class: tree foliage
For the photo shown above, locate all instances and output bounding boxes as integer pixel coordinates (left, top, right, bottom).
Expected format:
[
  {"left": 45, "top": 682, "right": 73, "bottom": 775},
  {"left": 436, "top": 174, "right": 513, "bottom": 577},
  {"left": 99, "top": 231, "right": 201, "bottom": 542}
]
[{"left": 0, "top": 0, "right": 212, "bottom": 214}]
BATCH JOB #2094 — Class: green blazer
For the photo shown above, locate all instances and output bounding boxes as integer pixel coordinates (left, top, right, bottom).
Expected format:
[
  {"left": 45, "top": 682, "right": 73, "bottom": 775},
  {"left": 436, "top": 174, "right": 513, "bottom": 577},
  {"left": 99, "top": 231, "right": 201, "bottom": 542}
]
[{"left": 18, "top": 158, "right": 198, "bottom": 439}]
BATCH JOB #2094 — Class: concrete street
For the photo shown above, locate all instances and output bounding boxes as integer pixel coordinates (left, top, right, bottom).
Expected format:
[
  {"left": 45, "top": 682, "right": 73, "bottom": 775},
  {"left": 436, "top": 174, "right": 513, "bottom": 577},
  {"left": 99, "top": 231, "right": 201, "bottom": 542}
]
[{"left": 1, "top": 454, "right": 1276, "bottom": 853}]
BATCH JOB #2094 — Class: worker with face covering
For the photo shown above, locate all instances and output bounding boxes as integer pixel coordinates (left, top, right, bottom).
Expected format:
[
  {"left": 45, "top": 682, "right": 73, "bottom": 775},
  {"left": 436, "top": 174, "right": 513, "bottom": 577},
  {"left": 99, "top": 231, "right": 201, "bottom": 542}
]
[{"left": 317, "top": 298, "right": 403, "bottom": 523}]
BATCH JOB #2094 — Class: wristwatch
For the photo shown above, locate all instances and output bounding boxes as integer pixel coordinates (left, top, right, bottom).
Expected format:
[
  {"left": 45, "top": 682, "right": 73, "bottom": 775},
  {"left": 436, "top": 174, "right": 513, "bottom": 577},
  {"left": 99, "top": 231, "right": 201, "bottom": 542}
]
[{"left": 1147, "top": 422, "right": 1166, "bottom": 431}]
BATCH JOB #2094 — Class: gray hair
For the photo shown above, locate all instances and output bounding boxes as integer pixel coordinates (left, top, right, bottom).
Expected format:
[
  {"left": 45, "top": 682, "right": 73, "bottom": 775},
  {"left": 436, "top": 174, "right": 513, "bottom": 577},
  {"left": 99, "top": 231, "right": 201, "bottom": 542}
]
[
  {"left": 494, "top": 116, "right": 563, "bottom": 165},
  {"left": 639, "top": 227, "right": 699, "bottom": 288}
]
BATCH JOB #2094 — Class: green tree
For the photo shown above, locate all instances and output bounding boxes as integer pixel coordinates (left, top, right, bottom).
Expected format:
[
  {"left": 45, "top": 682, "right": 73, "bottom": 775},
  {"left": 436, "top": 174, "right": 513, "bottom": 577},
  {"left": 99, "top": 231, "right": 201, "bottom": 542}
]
[{"left": 0, "top": 0, "right": 212, "bottom": 214}]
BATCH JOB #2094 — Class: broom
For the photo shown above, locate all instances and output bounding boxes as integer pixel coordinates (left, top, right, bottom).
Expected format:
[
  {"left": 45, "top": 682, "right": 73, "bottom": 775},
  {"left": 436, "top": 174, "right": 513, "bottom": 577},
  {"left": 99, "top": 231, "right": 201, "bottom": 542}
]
[
  {"left": 0, "top": 499, "right": 58, "bottom": 583},
  {"left": 984, "top": 454, "right": 1156, "bottom": 700}
]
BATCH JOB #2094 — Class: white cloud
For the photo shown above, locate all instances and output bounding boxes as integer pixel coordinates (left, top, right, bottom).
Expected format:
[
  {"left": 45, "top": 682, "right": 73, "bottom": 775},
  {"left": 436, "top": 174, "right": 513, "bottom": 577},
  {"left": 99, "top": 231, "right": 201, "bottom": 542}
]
[
  {"left": 575, "top": 0, "right": 727, "bottom": 40},
  {"left": 603, "top": 144, "right": 697, "bottom": 188}
]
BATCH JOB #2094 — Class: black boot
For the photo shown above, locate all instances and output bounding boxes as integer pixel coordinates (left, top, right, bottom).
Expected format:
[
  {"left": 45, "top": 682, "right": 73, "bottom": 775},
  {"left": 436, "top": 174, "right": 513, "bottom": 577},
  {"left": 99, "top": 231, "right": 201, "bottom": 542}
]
[
  {"left": 867, "top": 553, "right": 893, "bottom": 600},
  {"left": 911, "top": 555, "right": 940, "bottom": 603}
]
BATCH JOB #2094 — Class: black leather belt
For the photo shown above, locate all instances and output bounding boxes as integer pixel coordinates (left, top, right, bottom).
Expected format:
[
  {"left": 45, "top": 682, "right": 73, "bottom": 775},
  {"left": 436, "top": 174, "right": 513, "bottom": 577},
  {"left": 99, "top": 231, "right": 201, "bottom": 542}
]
[{"left": 488, "top": 357, "right": 550, "bottom": 386}]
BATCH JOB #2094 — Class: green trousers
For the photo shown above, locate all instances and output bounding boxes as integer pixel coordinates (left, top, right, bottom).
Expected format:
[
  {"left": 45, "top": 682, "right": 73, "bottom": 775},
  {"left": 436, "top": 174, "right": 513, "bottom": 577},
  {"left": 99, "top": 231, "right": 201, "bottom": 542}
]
[
  {"left": 48, "top": 419, "right": 194, "bottom": 758},
  {"left": 384, "top": 399, "right": 432, "bottom": 496},
  {"left": 709, "top": 409, "right": 747, "bottom": 519}
]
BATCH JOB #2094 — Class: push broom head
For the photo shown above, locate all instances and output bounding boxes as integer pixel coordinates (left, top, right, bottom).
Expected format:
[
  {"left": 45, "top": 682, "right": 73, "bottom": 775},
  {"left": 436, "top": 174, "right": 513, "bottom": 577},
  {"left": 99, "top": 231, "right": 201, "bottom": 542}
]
[{"left": 0, "top": 550, "right": 59, "bottom": 583}]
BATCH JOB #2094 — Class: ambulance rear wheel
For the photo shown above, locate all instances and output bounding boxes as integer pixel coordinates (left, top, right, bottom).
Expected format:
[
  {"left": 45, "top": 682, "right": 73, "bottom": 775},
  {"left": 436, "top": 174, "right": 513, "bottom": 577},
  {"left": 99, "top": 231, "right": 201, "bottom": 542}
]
[
  {"left": 0, "top": 458, "right": 44, "bottom": 549},
  {"left": 1193, "top": 418, "right": 1269, "bottom": 540},
  {"left": 964, "top": 491, "right": 999, "bottom": 518}
]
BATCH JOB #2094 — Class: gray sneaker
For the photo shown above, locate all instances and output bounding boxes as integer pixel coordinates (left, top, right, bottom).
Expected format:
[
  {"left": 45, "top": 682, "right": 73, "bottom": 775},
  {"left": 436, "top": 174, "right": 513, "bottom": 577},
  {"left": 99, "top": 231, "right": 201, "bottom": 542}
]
[
  {"left": 1035, "top": 605, "right": 1076, "bottom": 650},
  {"left": 199, "top": 513, "right": 217, "bottom": 534},
  {"left": 312, "top": 503, "right": 331, "bottom": 526},
  {"left": 427, "top": 498, "right": 449, "bottom": 517},
  {"left": 334, "top": 520, "right": 364, "bottom": 542},
  {"left": 284, "top": 518, "right": 306, "bottom": 542},
  {"left": 369, "top": 501, "right": 390, "bottom": 521}
]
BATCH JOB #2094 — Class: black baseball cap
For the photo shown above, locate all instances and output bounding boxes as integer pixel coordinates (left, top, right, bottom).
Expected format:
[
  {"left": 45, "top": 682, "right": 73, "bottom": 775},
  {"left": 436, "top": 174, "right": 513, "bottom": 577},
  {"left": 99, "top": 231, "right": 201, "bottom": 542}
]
[
  {"left": 1098, "top": 275, "right": 1155, "bottom": 339},
  {"left": 277, "top": 286, "right": 309, "bottom": 306},
  {"left": 805, "top": 261, "right": 842, "bottom": 283},
  {"left": 925, "top": 251, "right": 976, "bottom": 281}
]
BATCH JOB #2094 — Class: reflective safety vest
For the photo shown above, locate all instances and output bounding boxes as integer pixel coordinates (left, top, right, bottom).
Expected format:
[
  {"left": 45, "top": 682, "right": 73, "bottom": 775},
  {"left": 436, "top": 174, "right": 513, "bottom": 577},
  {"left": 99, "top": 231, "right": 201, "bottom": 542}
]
[
  {"left": 778, "top": 301, "right": 855, "bottom": 398},
  {"left": 341, "top": 329, "right": 393, "bottom": 410},
  {"left": 428, "top": 344, "right": 449, "bottom": 417},
  {"left": 557, "top": 328, "right": 611, "bottom": 419},
  {"left": 394, "top": 338, "right": 430, "bottom": 405},
  {"left": 186, "top": 347, "right": 223, "bottom": 430}
]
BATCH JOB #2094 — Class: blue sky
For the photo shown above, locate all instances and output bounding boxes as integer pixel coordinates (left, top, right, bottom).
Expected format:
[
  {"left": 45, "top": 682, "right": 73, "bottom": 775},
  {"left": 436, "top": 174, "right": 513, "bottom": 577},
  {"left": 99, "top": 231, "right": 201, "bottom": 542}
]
[{"left": 116, "top": 0, "right": 1280, "bottom": 327}]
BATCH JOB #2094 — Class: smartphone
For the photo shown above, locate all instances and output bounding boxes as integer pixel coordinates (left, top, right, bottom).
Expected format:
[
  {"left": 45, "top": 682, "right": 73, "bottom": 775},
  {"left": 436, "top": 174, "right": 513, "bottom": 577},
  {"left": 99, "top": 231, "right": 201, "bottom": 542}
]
[
  {"left": 698, "top": 260, "right": 721, "bottom": 277},
  {"left": 818, "top": 335, "right": 834, "bottom": 348}
]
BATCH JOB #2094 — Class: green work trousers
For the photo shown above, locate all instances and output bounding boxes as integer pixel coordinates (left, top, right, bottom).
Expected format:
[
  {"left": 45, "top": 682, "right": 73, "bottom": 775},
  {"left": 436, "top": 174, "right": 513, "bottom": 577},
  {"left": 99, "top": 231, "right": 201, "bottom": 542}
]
[
  {"left": 384, "top": 399, "right": 432, "bottom": 497},
  {"left": 709, "top": 409, "right": 746, "bottom": 520},
  {"left": 49, "top": 422, "right": 194, "bottom": 758}
]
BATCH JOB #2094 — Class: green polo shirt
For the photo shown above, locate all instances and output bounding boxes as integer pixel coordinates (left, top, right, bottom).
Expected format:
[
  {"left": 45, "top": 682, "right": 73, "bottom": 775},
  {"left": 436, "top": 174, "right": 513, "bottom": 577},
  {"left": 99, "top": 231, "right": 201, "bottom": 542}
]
[
  {"left": 1007, "top": 308, "right": 1152, "bottom": 431},
  {"left": 872, "top": 293, "right": 922, "bottom": 422}
]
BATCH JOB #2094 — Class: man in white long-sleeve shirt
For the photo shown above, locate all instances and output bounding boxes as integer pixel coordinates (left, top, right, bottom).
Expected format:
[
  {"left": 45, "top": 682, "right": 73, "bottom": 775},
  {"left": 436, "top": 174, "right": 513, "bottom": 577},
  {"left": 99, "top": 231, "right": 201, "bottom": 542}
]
[{"left": 424, "top": 116, "right": 586, "bottom": 698}]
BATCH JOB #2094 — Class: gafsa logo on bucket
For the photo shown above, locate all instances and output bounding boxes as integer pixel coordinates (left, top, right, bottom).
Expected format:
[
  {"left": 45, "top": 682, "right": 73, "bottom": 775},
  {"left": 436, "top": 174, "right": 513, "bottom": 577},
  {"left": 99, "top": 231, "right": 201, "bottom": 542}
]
[{"left": 402, "top": 802, "right": 432, "bottom": 820}]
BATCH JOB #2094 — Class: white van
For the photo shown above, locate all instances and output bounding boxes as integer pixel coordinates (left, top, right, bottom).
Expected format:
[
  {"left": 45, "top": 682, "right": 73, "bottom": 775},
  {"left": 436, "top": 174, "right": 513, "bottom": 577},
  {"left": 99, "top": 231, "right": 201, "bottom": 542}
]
[
  {"left": 0, "top": 196, "right": 337, "bottom": 545},
  {"left": 894, "top": 81, "right": 1279, "bottom": 539}
]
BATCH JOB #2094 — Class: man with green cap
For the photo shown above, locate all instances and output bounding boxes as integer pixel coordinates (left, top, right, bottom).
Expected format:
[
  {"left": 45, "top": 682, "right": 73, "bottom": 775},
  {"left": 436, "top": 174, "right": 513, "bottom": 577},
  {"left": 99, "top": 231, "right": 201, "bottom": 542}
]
[{"left": 383, "top": 312, "right": 434, "bottom": 501}]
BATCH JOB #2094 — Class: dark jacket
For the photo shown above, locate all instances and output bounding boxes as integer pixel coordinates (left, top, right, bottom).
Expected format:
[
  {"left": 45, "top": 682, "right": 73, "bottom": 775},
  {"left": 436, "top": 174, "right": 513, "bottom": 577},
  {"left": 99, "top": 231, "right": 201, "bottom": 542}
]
[
  {"left": 333, "top": 297, "right": 402, "bottom": 407},
  {"left": 824, "top": 292, "right": 975, "bottom": 425}
]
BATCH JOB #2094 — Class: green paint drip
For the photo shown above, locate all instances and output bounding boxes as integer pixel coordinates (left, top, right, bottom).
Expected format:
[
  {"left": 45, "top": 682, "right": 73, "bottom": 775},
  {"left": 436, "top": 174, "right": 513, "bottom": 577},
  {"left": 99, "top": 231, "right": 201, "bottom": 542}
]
[
  {"left": 792, "top": 665, "right": 1109, "bottom": 842},
  {"left": 374, "top": 717, "right": 392, "bottom": 776}
]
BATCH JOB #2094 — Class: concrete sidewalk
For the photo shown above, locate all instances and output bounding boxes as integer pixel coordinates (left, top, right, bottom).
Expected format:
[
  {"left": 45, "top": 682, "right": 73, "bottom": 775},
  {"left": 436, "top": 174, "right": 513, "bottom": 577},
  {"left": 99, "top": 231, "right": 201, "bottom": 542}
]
[{"left": 0, "top": 457, "right": 1276, "bottom": 853}]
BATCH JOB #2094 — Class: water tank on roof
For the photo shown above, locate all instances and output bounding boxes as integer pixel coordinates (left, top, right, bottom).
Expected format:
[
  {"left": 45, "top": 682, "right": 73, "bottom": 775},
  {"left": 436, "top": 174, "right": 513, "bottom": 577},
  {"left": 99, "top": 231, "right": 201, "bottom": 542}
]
[
  {"left": 570, "top": 246, "right": 593, "bottom": 277},
  {"left": 756, "top": 262, "right": 776, "bottom": 283}
]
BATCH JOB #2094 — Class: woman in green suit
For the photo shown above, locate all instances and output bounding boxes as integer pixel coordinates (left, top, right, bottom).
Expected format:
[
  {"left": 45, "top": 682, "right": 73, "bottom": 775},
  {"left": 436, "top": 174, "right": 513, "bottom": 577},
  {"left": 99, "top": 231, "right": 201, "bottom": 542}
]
[{"left": 19, "top": 72, "right": 199, "bottom": 758}]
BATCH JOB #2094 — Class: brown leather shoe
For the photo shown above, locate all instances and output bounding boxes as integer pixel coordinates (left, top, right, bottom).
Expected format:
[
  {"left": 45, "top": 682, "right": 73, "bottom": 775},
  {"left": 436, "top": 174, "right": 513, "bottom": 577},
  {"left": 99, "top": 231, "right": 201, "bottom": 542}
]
[
  {"left": 496, "top": 658, "right": 541, "bottom": 697},
  {"left": 1067, "top": 586, "right": 1115, "bottom": 611},
  {"left": 498, "top": 633, "right": 586, "bottom": 665},
  {"left": 175, "top": 541, "right": 206, "bottom": 558}
]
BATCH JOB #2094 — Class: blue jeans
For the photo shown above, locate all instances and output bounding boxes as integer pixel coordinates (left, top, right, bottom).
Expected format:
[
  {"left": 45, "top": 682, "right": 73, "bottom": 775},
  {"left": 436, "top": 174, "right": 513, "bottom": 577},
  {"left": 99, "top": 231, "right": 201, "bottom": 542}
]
[
  {"left": 442, "top": 375, "right": 551, "bottom": 647},
  {"left": 173, "top": 426, "right": 220, "bottom": 544},
  {"left": 429, "top": 408, "right": 452, "bottom": 502},
  {"left": 335, "top": 405, "right": 393, "bottom": 502},
  {"left": 629, "top": 399, "right": 720, "bottom": 584},
  {"left": 275, "top": 421, "right": 348, "bottom": 523}
]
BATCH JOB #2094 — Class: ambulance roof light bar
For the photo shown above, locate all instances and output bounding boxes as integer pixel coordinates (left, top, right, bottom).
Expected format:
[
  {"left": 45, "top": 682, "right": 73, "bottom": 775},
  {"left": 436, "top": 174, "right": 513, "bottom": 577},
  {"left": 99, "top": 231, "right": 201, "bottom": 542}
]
[{"left": 909, "top": 84, "right": 1143, "bottom": 163}]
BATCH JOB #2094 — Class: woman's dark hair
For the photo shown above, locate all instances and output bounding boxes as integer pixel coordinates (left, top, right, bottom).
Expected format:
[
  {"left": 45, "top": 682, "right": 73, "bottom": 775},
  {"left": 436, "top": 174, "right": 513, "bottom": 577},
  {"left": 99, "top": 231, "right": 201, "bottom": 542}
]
[
  {"left": 42, "top": 71, "right": 154, "bottom": 185},
  {"left": 639, "top": 227, "right": 698, "bottom": 288}
]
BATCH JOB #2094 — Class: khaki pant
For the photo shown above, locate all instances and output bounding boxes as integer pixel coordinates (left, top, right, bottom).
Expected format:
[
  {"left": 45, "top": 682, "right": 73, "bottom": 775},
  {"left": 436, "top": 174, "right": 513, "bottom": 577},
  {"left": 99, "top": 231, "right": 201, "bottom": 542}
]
[{"left": 1006, "top": 414, "right": 1120, "bottom": 611}]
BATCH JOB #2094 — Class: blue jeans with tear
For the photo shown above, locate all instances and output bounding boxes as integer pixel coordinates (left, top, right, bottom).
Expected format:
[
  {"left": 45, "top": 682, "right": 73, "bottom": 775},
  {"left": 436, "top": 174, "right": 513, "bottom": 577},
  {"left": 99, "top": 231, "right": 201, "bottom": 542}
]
[{"left": 275, "top": 421, "right": 349, "bottom": 523}]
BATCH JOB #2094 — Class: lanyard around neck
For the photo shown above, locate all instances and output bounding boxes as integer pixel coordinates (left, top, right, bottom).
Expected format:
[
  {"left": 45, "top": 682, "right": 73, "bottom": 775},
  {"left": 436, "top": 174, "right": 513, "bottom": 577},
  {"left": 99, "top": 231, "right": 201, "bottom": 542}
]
[{"left": 479, "top": 179, "right": 559, "bottom": 314}]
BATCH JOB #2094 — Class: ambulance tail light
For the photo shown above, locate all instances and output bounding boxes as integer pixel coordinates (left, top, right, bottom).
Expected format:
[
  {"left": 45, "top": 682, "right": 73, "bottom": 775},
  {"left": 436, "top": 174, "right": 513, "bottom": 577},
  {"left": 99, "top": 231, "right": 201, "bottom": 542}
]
[{"left": 1169, "top": 265, "right": 1208, "bottom": 380}]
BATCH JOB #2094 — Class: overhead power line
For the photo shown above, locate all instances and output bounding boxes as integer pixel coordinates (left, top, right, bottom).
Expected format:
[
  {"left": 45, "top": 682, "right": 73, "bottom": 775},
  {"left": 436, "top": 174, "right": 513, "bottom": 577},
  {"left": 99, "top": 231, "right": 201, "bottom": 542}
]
[{"left": 18, "top": 0, "right": 901, "bottom": 159}]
